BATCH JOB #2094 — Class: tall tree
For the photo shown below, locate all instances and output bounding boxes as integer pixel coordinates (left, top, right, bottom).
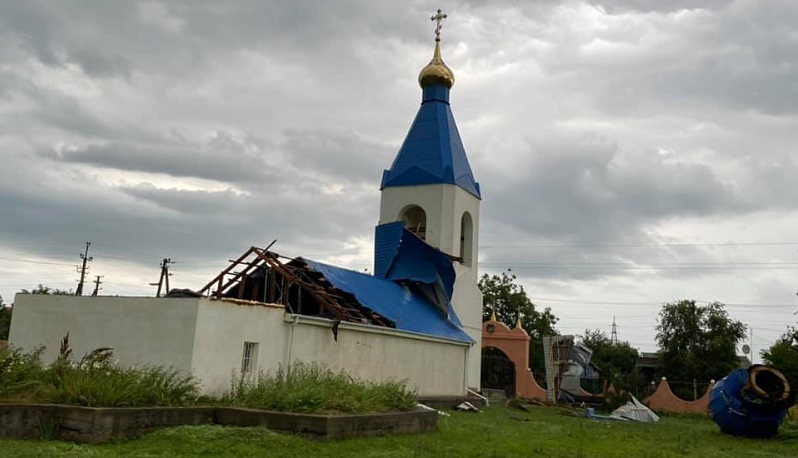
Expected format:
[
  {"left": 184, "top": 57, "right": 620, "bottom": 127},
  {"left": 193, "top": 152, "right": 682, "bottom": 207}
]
[
  {"left": 656, "top": 300, "right": 746, "bottom": 387},
  {"left": 580, "top": 329, "right": 643, "bottom": 394},
  {"left": 761, "top": 326, "right": 798, "bottom": 388},
  {"left": 479, "top": 271, "right": 558, "bottom": 375},
  {"left": 581, "top": 330, "right": 639, "bottom": 376}
]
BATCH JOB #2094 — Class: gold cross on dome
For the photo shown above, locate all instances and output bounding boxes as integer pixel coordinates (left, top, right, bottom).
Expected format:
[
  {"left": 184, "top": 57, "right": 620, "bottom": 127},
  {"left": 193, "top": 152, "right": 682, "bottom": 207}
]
[{"left": 431, "top": 8, "right": 447, "bottom": 42}]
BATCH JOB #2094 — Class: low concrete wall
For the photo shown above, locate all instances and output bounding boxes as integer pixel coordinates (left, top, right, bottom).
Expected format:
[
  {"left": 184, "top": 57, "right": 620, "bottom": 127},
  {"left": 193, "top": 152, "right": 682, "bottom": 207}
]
[
  {"left": 644, "top": 380, "right": 713, "bottom": 415},
  {"left": 0, "top": 404, "right": 437, "bottom": 442},
  {"left": 215, "top": 407, "right": 437, "bottom": 440},
  {"left": 0, "top": 404, "right": 214, "bottom": 443},
  {"left": 57, "top": 406, "right": 216, "bottom": 443},
  {"left": 0, "top": 404, "right": 59, "bottom": 439}
]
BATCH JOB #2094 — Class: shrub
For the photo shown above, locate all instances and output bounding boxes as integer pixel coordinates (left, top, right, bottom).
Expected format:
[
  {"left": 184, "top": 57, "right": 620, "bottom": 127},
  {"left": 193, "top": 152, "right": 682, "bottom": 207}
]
[
  {"left": 223, "top": 362, "right": 416, "bottom": 414},
  {"left": 0, "top": 346, "right": 53, "bottom": 402},
  {"left": 0, "top": 342, "right": 199, "bottom": 407},
  {"left": 53, "top": 365, "right": 199, "bottom": 407}
]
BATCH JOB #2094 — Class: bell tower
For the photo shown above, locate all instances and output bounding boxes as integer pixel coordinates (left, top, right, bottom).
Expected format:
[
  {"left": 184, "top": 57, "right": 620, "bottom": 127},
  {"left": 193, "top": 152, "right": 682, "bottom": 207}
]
[{"left": 378, "top": 9, "right": 483, "bottom": 389}]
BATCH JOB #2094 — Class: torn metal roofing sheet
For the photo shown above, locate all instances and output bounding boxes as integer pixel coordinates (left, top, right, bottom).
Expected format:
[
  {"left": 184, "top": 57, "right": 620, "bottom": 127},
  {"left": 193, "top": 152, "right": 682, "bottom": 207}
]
[
  {"left": 374, "top": 222, "right": 455, "bottom": 302},
  {"left": 373, "top": 222, "right": 404, "bottom": 278},
  {"left": 302, "top": 258, "right": 473, "bottom": 344}
]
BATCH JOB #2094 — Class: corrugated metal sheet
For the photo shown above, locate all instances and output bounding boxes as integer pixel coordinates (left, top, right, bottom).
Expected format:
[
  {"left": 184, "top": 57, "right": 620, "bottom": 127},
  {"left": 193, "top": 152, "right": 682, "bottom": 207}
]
[
  {"left": 380, "top": 84, "right": 481, "bottom": 199},
  {"left": 373, "top": 222, "right": 456, "bottom": 312},
  {"left": 373, "top": 222, "right": 403, "bottom": 278},
  {"left": 385, "top": 228, "right": 454, "bottom": 300},
  {"left": 302, "top": 258, "right": 473, "bottom": 343}
]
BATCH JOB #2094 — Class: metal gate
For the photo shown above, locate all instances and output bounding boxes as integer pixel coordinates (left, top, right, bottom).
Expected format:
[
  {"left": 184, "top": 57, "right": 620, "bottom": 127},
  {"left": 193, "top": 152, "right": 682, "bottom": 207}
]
[{"left": 481, "top": 347, "right": 516, "bottom": 397}]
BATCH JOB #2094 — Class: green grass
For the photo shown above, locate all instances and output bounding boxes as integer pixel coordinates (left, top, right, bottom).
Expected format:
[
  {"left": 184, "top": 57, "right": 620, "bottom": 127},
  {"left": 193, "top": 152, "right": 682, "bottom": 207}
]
[
  {"left": 222, "top": 362, "right": 417, "bottom": 414},
  {"left": 2, "top": 405, "right": 797, "bottom": 457}
]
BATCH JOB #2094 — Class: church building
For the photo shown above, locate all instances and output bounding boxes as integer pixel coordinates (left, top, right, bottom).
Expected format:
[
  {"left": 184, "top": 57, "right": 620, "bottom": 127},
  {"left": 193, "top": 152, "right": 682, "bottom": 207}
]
[{"left": 9, "top": 11, "right": 484, "bottom": 399}]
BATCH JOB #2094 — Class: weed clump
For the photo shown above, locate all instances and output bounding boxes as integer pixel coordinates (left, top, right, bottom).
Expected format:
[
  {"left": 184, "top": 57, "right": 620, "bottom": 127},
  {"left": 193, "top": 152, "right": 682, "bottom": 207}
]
[
  {"left": 223, "top": 362, "right": 416, "bottom": 414},
  {"left": 0, "top": 335, "right": 199, "bottom": 407}
]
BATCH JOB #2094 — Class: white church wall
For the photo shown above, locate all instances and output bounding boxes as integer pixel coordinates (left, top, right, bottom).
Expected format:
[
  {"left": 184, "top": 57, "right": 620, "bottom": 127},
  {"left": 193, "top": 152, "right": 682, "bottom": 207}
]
[
  {"left": 7, "top": 295, "right": 474, "bottom": 397},
  {"left": 190, "top": 299, "right": 288, "bottom": 395},
  {"left": 8, "top": 295, "right": 199, "bottom": 373},
  {"left": 287, "top": 315, "right": 469, "bottom": 397},
  {"left": 452, "top": 263, "right": 484, "bottom": 390}
]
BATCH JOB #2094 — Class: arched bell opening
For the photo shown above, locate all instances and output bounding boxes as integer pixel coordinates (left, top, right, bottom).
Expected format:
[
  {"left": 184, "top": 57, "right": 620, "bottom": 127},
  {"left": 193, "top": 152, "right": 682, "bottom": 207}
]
[{"left": 399, "top": 205, "right": 427, "bottom": 240}]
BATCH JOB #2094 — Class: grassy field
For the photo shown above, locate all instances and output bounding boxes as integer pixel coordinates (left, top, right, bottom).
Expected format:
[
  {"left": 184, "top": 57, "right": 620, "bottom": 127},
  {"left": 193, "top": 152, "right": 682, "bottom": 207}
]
[{"left": 3, "top": 405, "right": 797, "bottom": 457}]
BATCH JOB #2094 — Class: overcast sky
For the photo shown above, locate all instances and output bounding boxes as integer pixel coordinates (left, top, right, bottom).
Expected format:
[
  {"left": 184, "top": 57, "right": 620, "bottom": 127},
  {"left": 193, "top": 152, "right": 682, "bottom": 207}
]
[{"left": 1, "top": 0, "right": 796, "bottom": 362}]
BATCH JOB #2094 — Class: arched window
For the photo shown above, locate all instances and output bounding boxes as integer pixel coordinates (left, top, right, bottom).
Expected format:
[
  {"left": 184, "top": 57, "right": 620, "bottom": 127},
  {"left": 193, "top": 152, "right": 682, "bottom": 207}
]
[
  {"left": 460, "top": 211, "right": 473, "bottom": 267},
  {"left": 399, "top": 205, "right": 427, "bottom": 240}
]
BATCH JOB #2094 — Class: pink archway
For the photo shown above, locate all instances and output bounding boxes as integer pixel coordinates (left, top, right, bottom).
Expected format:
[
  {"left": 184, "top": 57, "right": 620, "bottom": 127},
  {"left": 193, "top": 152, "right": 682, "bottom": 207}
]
[{"left": 482, "top": 318, "right": 547, "bottom": 401}]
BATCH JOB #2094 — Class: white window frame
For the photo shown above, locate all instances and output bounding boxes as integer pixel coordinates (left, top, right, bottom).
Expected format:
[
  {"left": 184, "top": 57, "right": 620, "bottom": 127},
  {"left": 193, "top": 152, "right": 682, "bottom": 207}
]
[{"left": 241, "top": 341, "right": 259, "bottom": 376}]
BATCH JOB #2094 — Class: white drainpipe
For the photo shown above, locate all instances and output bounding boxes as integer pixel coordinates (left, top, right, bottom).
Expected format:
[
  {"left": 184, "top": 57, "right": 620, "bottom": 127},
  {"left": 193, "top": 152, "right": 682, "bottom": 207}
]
[{"left": 284, "top": 314, "right": 300, "bottom": 379}]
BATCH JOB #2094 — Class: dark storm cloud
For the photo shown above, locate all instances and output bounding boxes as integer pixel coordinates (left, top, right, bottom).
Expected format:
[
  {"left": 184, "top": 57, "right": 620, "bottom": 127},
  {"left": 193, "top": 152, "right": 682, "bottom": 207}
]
[
  {"left": 528, "top": 1, "right": 798, "bottom": 116},
  {"left": 483, "top": 133, "right": 744, "bottom": 243},
  {"left": 40, "top": 133, "right": 274, "bottom": 184},
  {"left": 0, "top": 152, "right": 376, "bottom": 274},
  {"left": 280, "top": 128, "right": 392, "bottom": 183},
  {"left": 0, "top": 1, "right": 136, "bottom": 79},
  {"left": 593, "top": 0, "right": 734, "bottom": 13}
]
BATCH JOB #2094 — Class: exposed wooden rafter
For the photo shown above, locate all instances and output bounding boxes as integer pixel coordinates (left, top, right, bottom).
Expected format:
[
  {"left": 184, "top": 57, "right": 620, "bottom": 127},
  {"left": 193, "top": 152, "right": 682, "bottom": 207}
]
[{"left": 198, "top": 244, "right": 395, "bottom": 329}]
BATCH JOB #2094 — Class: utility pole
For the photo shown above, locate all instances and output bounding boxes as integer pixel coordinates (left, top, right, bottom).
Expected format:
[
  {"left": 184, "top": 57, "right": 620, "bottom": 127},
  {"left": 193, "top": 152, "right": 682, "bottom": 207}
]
[
  {"left": 152, "top": 258, "right": 173, "bottom": 297},
  {"left": 91, "top": 275, "right": 103, "bottom": 297},
  {"left": 75, "top": 242, "right": 93, "bottom": 296},
  {"left": 610, "top": 316, "right": 618, "bottom": 345}
]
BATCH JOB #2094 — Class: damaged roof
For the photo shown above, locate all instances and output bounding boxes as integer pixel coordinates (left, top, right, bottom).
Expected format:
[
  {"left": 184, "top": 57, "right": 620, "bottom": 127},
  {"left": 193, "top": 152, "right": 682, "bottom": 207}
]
[
  {"left": 199, "top": 245, "right": 472, "bottom": 344},
  {"left": 302, "top": 258, "right": 473, "bottom": 343}
]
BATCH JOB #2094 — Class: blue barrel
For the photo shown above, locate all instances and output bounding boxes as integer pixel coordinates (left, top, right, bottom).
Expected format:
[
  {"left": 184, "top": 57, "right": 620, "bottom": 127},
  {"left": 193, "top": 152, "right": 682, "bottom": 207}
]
[{"left": 708, "top": 366, "right": 792, "bottom": 438}]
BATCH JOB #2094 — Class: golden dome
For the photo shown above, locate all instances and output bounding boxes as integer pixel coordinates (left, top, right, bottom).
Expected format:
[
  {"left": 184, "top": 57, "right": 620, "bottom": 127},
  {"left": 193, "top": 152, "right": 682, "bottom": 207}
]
[{"left": 418, "top": 41, "right": 455, "bottom": 89}]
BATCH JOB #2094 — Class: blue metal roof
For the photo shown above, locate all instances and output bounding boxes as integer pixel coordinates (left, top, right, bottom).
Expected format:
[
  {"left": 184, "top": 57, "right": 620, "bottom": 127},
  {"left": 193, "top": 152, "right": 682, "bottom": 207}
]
[
  {"left": 301, "top": 258, "right": 473, "bottom": 343},
  {"left": 373, "top": 222, "right": 404, "bottom": 278},
  {"left": 373, "top": 222, "right": 455, "bottom": 311},
  {"left": 380, "top": 84, "right": 481, "bottom": 199}
]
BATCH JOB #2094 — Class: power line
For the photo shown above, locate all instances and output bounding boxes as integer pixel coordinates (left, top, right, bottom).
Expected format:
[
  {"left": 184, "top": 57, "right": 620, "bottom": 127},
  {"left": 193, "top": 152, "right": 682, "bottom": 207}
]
[
  {"left": 479, "top": 264, "right": 798, "bottom": 270},
  {"left": 528, "top": 297, "right": 798, "bottom": 308},
  {"left": 487, "top": 262, "right": 798, "bottom": 266},
  {"left": 0, "top": 256, "right": 75, "bottom": 267},
  {"left": 480, "top": 241, "right": 798, "bottom": 249}
]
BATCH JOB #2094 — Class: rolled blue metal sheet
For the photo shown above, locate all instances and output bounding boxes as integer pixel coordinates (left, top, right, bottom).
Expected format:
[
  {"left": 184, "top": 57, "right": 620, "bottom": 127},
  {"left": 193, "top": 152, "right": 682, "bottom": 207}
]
[{"left": 709, "top": 366, "right": 790, "bottom": 438}]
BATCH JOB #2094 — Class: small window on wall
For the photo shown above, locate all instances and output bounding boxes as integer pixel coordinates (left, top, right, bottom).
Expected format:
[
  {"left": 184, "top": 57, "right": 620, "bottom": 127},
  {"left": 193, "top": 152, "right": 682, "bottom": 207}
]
[
  {"left": 460, "top": 212, "right": 473, "bottom": 267},
  {"left": 241, "top": 342, "right": 259, "bottom": 376},
  {"left": 400, "top": 205, "right": 427, "bottom": 240}
]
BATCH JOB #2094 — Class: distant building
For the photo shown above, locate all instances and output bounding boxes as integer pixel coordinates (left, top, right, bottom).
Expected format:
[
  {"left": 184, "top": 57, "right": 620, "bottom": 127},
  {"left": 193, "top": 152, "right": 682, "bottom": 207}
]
[
  {"left": 635, "top": 352, "right": 753, "bottom": 383},
  {"left": 637, "top": 352, "right": 660, "bottom": 382}
]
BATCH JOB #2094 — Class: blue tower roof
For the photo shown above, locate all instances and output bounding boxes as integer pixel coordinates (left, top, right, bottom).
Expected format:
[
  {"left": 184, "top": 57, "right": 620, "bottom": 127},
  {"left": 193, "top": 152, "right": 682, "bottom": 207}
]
[{"left": 380, "top": 84, "right": 481, "bottom": 199}]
